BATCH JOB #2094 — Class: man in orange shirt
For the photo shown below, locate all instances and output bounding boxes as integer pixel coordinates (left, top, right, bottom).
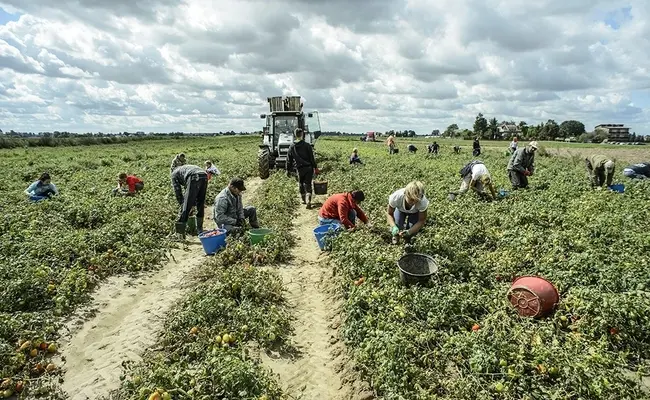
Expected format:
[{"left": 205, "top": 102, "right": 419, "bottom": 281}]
[
  {"left": 114, "top": 173, "right": 144, "bottom": 196},
  {"left": 318, "top": 191, "right": 370, "bottom": 230}
]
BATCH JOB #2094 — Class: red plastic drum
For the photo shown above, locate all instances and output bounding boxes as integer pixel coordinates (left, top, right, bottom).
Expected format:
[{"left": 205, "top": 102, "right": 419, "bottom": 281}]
[{"left": 507, "top": 276, "right": 559, "bottom": 318}]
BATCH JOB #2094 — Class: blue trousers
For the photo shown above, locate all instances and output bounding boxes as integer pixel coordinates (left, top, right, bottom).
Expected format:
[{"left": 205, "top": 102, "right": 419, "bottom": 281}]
[
  {"left": 394, "top": 209, "right": 419, "bottom": 230},
  {"left": 319, "top": 209, "right": 357, "bottom": 226}
]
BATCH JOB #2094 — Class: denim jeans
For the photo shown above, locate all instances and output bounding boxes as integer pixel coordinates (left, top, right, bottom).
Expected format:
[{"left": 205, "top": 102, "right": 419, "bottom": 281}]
[
  {"left": 319, "top": 209, "right": 357, "bottom": 226},
  {"left": 393, "top": 209, "right": 419, "bottom": 231}
]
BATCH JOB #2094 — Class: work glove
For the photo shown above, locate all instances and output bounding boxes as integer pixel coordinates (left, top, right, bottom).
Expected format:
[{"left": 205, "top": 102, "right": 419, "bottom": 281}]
[
  {"left": 391, "top": 225, "right": 399, "bottom": 236},
  {"left": 401, "top": 230, "right": 411, "bottom": 238},
  {"left": 236, "top": 218, "right": 244, "bottom": 227}
]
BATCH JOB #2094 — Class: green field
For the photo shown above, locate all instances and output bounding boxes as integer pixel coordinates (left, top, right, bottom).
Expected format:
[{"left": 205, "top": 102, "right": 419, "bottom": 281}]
[{"left": 1, "top": 137, "right": 650, "bottom": 399}]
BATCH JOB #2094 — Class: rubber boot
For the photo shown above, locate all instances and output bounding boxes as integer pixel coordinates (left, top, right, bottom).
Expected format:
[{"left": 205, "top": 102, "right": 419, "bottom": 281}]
[
  {"left": 300, "top": 193, "right": 306, "bottom": 204},
  {"left": 174, "top": 222, "right": 186, "bottom": 240},
  {"left": 305, "top": 193, "right": 312, "bottom": 209},
  {"left": 196, "top": 220, "right": 203, "bottom": 235}
]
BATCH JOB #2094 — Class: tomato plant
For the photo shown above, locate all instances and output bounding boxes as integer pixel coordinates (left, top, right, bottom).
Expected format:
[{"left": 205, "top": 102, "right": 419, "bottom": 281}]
[{"left": 317, "top": 138, "right": 650, "bottom": 399}]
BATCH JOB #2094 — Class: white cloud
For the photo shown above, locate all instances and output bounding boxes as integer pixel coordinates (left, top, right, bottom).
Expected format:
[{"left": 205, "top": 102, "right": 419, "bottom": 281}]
[{"left": 0, "top": 0, "right": 649, "bottom": 133}]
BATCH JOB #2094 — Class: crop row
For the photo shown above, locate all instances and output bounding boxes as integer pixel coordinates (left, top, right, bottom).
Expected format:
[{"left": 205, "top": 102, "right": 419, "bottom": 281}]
[
  {"left": 316, "top": 140, "right": 650, "bottom": 399},
  {"left": 0, "top": 137, "right": 259, "bottom": 397},
  {"left": 106, "top": 172, "right": 299, "bottom": 400}
]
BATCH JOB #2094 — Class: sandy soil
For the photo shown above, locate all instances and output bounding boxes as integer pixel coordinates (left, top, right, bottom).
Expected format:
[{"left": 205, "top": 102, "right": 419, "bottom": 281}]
[
  {"left": 58, "top": 178, "right": 262, "bottom": 400},
  {"left": 260, "top": 197, "right": 373, "bottom": 400}
]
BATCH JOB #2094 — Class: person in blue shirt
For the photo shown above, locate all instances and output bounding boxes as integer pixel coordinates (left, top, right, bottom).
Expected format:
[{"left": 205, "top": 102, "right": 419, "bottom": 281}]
[
  {"left": 349, "top": 148, "right": 363, "bottom": 165},
  {"left": 25, "top": 173, "right": 59, "bottom": 201}
]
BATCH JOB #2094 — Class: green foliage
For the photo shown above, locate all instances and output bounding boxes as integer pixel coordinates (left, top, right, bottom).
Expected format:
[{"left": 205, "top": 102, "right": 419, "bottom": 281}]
[
  {"left": 316, "top": 139, "right": 650, "bottom": 399},
  {"left": 0, "top": 137, "right": 258, "bottom": 394},
  {"left": 107, "top": 162, "right": 299, "bottom": 400}
]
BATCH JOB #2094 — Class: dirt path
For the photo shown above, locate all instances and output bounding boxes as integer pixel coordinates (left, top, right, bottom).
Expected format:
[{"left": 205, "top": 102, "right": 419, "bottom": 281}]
[
  {"left": 260, "top": 198, "right": 370, "bottom": 400},
  {"left": 59, "top": 178, "right": 262, "bottom": 400}
]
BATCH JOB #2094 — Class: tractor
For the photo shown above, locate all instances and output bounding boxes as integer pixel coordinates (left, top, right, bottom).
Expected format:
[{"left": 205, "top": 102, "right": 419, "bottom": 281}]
[{"left": 257, "top": 96, "right": 321, "bottom": 179}]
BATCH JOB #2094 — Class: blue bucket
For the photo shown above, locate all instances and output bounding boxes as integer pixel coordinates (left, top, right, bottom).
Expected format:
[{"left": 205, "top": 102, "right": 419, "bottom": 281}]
[
  {"left": 608, "top": 184, "right": 625, "bottom": 193},
  {"left": 313, "top": 223, "right": 342, "bottom": 251},
  {"left": 198, "top": 229, "right": 227, "bottom": 255}
]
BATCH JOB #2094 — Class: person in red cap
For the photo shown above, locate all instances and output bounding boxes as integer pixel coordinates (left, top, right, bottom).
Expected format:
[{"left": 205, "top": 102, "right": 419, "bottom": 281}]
[{"left": 318, "top": 190, "right": 370, "bottom": 230}]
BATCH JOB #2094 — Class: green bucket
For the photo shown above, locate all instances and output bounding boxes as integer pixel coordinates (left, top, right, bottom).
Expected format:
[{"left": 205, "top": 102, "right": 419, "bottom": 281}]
[
  {"left": 249, "top": 228, "right": 273, "bottom": 245},
  {"left": 187, "top": 216, "right": 197, "bottom": 235}
]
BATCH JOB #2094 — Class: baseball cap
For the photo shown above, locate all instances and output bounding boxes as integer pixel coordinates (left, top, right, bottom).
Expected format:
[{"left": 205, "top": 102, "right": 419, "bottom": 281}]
[
  {"left": 529, "top": 141, "right": 539, "bottom": 150},
  {"left": 230, "top": 177, "right": 246, "bottom": 191}
]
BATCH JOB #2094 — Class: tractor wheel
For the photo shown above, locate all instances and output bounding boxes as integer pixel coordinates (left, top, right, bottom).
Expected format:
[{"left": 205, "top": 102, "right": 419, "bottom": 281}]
[{"left": 258, "top": 148, "right": 271, "bottom": 179}]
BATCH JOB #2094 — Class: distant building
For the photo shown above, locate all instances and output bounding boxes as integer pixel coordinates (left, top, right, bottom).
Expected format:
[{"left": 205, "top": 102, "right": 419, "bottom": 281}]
[
  {"left": 497, "top": 122, "right": 521, "bottom": 138},
  {"left": 595, "top": 124, "right": 630, "bottom": 142}
]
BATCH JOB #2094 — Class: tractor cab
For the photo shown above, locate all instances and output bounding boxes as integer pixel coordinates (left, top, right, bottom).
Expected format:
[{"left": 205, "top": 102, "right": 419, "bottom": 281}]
[{"left": 258, "top": 96, "right": 321, "bottom": 179}]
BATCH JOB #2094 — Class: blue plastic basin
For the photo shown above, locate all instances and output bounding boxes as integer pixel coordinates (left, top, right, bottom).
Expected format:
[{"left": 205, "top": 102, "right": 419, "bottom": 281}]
[
  {"left": 313, "top": 223, "right": 342, "bottom": 251},
  {"left": 198, "top": 229, "right": 227, "bottom": 255}
]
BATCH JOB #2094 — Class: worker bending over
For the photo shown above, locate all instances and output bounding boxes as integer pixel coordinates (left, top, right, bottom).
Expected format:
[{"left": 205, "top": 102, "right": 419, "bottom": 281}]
[
  {"left": 507, "top": 141, "right": 537, "bottom": 189},
  {"left": 171, "top": 165, "right": 208, "bottom": 237},
  {"left": 318, "top": 190, "right": 370, "bottom": 230},
  {"left": 458, "top": 160, "right": 497, "bottom": 200},
  {"left": 585, "top": 155, "right": 615, "bottom": 188}
]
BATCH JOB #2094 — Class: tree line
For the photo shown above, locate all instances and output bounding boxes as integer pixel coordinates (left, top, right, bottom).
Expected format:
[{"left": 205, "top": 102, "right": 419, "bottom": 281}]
[{"left": 438, "top": 115, "right": 646, "bottom": 143}]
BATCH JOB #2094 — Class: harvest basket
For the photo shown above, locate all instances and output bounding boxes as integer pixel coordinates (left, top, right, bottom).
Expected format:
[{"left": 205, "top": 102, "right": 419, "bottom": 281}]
[
  {"left": 313, "top": 181, "right": 328, "bottom": 195},
  {"left": 397, "top": 253, "right": 438, "bottom": 286}
]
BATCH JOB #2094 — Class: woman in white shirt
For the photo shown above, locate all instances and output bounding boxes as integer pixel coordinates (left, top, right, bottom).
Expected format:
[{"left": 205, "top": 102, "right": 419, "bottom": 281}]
[
  {"left": 458, "top": 161, "right": 497, "bottom": 200},
  {"left": 386, "top": 181, "right": 428, "bottom": 244}
]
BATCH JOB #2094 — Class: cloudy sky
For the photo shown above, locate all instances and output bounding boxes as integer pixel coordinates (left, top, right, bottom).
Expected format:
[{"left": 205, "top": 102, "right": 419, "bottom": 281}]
[{"left": 0, "top": 0, "right": 648, "bottom": 134}]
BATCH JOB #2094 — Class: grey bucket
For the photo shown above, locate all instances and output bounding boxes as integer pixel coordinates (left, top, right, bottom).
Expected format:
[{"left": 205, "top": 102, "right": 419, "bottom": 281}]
[{"left": 397, "top": 253, "right": 438, "bottom": 286}]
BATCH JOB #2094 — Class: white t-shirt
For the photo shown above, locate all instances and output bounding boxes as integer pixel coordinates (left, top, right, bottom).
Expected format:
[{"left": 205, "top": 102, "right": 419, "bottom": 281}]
[
  {"left": 471, "top": 163, "right": 490, "bottom": 180},
  {"left": 389, "top": 188, "right": 429, "bottom": 214}
]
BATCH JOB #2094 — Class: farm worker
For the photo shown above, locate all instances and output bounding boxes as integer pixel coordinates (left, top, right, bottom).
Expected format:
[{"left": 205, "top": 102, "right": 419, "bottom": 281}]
[
  {"left": 408, "top": 144, "right": 418, "bottom": 154},
  {"left": 507, "top": 141, "right": 538, "bottom": 189},
  {"left": 213, "top": 177, "right": 260, "bottom": 233},
  {"left": 170, "top": 153, "right": 186, "bottom": 172},
  {"left": 428, "top": 142, "right": 439, "bottom": 155},
  {"left": 453, "top": 145, "right": 461, "bottom": 154},
  {"left": 205, "top": 160, "right": 220, "bottom": 181},
  {"left": 287, "top": 128, "right": 319, "bottom": 209},
  {"left": 386, "top": 135, "right": 396, "bottom": 154},
  {"left": 585, "top": 155, "right": 615, "bottom": 188},
  {"left": 623, "top": 162, "right": 650, "bottom": 179},
  {"left": 510, "top": 137, "right": 518, "bottom": 153},
  {"left": 473, "top": 137, "right": 481, "bottom": 157},
  {"left": 387, "top": 181, "right": 428, "bottom": 244},
  {"left": 171, "top": 165, "right": 208, "bottom": 235},
  {"left": 318, "top": 190, "right": 370, "bottom": 230},
  {"left": 25, "top": 172, "right": 58, "bottom": 200},
  {"left": 350, "top": 148, "right": 362, "bottom": 165},
  {"left": 113, "top": 173, "right": 144, "bottom": 196},
  {"left": 458, "top": 161, "right": 497, "bottom": 200}
]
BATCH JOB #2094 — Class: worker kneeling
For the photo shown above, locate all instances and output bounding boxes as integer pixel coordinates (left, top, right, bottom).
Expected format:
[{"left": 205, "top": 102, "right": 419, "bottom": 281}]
[
  {"left": 318, "top": 190, "right": 370, "bottom": 230},
  {"left": 113, "top": 173, "right": 144, "bottom": 196},
  {"left": 585, "top": 155, "right": 615, "bottom": 188},
  {"left": 214, "top": 177, "right": 260, "bottom": 233},
  {"left": 387, "top": 181, "right": 428, "bottom": 245},
  {"left": 458, "top": 161, "right": 497, "bottom": 200}
]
